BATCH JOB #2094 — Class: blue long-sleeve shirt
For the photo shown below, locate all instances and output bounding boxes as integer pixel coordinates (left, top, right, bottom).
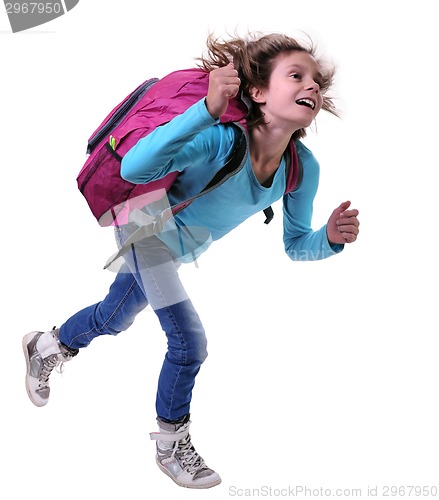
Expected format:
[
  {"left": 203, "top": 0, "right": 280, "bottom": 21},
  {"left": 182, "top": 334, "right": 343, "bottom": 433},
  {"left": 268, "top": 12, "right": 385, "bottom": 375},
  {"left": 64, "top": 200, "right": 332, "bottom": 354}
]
[{"left": 121, "top": 98, "right": 343, "bottom": 261}]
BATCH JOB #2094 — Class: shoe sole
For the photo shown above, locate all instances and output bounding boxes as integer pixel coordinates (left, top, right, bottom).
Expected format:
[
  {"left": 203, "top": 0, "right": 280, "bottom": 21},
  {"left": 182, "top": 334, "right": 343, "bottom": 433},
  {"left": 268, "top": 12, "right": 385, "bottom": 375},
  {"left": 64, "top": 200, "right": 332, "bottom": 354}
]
[
  {"left": 22, "top": 333, "right": 46, "bottom": 407},
  {"left": 155, "top": 456, "right": 222, "bottom": 489}
]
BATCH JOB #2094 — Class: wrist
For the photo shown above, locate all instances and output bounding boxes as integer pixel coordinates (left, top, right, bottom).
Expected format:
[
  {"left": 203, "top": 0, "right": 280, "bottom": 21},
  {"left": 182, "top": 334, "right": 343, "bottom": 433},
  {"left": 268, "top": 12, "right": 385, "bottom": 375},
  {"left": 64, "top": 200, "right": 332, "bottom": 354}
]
[{"left": 204, "top": 97, "right": 220, "bottom": 120}]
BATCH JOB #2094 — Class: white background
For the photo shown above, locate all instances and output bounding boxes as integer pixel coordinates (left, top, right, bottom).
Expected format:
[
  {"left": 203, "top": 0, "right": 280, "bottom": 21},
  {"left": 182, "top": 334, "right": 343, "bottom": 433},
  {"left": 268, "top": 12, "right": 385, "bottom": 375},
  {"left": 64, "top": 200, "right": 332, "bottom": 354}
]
[{"left": 1, "top": 1, "right": 438, "bottom": 498}]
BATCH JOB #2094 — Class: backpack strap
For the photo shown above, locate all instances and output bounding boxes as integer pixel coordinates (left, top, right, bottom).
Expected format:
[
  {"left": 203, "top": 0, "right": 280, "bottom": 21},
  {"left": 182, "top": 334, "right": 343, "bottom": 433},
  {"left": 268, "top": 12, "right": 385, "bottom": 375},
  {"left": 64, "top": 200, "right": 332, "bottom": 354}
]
[
  {"left": 284, "top": 140, "right": 303, "bottom": 195},
  {"left": 171, "top": 126, "right": 247, "bottom": 215},
  {"left": 263, "top": 206, "right": 275, "bottom": 225},
  {"left": 103, "top": 126, "right": 247, "bottom": 270}
]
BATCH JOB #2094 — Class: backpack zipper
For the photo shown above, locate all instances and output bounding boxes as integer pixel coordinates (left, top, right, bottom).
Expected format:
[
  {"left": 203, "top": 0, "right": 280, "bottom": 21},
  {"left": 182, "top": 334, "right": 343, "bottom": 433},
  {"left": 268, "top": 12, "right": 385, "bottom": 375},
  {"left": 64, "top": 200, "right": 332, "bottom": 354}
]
[{"left": 86, "top": 78, "right": 159, "bottom": 155}]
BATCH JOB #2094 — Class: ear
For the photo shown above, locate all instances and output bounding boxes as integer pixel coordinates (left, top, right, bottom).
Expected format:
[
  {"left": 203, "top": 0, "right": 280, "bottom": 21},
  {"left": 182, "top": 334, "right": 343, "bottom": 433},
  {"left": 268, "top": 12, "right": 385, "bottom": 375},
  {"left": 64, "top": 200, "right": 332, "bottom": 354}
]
[{"left": 248, "top": 86, "right": 266, "bottom": 104}]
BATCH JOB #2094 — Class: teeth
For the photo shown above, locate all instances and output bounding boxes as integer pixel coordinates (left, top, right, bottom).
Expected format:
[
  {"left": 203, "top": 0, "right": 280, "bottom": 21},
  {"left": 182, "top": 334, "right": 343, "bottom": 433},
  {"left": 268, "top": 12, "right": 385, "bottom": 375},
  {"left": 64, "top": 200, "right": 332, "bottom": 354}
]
[{"left": 296, "top": 98, "right": 315, "bottom": 110}]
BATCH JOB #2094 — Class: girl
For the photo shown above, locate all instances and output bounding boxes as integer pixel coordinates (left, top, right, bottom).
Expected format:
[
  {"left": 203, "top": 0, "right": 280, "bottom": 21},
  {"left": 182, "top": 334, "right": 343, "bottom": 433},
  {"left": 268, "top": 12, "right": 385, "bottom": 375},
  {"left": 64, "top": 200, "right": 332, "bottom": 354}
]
[{"left": 23, "top": 32, "right": 360, "bottom": 489}]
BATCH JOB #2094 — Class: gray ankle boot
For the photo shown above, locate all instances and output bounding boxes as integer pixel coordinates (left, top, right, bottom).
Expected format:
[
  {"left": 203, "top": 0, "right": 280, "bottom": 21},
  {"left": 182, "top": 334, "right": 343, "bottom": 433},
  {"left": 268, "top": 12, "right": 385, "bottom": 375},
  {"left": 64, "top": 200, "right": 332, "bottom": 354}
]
[{"left": 150, "top": 414, "right": 221, "bottom": 489}]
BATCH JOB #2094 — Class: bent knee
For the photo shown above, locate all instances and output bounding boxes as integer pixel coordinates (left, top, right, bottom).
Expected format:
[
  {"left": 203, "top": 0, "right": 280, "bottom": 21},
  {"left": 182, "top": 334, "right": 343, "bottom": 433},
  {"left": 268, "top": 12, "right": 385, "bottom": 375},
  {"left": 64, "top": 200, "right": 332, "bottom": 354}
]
[
  {"left": 167, "top": 331, "right": 208, "bottom": 367},
  {"left": 195, "top": 338, "right": 208, "bottom": 364},
  {"left": 184, "top": 333, "right": 208, "bottom": 366}
]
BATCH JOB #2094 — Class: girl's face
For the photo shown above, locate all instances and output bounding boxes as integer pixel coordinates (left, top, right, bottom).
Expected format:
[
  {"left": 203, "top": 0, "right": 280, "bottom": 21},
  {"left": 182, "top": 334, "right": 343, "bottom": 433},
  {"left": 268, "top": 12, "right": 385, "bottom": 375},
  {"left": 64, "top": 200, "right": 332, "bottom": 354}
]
[{"left": 254, "top": 51, "right": 324, "bottom": 132}]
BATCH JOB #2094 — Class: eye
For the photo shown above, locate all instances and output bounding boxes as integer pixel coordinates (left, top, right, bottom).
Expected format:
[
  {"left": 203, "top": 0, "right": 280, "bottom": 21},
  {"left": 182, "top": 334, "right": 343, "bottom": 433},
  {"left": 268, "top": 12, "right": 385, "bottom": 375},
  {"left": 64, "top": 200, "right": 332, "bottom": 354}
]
[
  {"left": 316, "top": 77, "right": 329, "bottom": 92},
  {"left": 290, "top": 73, "right": 302, "bottom": 80}
]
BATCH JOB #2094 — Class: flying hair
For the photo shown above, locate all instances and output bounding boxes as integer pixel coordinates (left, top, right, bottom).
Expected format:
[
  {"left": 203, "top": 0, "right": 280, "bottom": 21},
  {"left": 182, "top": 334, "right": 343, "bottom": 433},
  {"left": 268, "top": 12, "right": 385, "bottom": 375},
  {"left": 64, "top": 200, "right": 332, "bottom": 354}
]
[{"left": 197, "top": 31, "right": 339, "bottom": 139}]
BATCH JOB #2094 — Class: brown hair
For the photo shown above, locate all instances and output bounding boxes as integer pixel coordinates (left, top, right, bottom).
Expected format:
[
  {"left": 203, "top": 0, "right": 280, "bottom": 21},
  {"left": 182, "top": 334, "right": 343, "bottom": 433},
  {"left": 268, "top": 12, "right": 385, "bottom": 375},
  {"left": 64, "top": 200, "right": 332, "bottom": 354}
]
[{"left": 197, "top": 32, "right": 338, "bottom": 139}]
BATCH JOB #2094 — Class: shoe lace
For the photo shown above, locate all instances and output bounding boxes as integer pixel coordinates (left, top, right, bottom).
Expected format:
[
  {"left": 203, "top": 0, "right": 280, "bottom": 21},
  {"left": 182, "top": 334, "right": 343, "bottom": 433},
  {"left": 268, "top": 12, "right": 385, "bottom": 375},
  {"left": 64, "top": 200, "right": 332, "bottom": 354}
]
[
  {"left": 56, "top": 361, "right": 66, "bottom": 374},
  {"left": 55, "top": 350, "right": 76, "bottom": 374},
  {"left": 39, "top": 355, "right": 59, "bottom": 386},
  {"left": 172, "top": 434, "right": 207, "bottom": 474}
]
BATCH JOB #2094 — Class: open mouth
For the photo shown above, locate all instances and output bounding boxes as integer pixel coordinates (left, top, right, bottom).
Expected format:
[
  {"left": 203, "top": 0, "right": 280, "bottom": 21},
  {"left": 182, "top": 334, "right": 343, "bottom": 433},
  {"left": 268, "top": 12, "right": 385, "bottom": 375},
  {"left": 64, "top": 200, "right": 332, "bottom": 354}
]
[{"left": 295, "top": 98, "right": 315, "bottom": 110}]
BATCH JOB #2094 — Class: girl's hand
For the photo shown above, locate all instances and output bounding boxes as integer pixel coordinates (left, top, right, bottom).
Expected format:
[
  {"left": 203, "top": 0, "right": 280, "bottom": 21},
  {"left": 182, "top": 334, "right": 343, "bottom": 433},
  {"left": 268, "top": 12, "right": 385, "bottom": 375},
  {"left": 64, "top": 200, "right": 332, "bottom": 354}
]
[
  {"left": 327, "top": 201, "right": 360, "bottom": 245},
  {"left": 205, "top": 63, "right": 241, "bottom": 119}
]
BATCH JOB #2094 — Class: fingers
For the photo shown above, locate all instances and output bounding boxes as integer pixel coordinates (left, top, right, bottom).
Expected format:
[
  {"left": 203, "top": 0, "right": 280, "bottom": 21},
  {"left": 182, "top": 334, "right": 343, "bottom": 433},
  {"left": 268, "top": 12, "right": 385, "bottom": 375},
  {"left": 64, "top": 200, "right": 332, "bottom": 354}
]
[
  {"left": 339, "top": 208, "right": 359, "bottom": 218},
  {"left": 340, "top": 231, "right": 358, "bottom": 243},
  {"left": 336, "top": 215, "right": 360, "bottom": 243},
  {"left": 213, "top": 64, "right": 240, "bottom": 93},
  {"left": 337, "top": 200, "right": 351, "bottom": 213},
  {"left": 333, "top": 204, "right": 360, "bottom": 244},
  {"left": 206, "top": 64, "right": 241, "bottom": 118},
  {"left": 337, "top": 210, "right": 360, "bottom": 227},
  {"left": 220, "top": 64, "right": 240, "bottom": 98}
]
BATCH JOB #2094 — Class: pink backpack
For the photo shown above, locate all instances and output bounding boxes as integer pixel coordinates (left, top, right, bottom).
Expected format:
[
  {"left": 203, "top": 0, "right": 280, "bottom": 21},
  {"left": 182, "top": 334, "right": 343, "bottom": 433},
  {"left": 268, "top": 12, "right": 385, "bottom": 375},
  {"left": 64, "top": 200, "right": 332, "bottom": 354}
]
[{"left": 76, "top": 68, "right": 302, "bottom": 227}]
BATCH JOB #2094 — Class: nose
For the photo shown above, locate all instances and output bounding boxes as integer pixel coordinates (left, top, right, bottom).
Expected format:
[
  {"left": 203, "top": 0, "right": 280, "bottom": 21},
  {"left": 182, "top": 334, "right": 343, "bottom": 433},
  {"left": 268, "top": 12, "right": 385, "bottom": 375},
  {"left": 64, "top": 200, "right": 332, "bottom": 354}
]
[{"left": 304, "top": 79, "right": 320, "bottom": 93}]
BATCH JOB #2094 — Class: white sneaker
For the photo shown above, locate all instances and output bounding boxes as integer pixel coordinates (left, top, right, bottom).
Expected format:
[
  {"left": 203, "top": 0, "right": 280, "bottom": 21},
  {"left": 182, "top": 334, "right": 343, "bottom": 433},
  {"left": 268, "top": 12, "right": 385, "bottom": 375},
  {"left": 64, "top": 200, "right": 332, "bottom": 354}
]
[
  {"left": 22, "top": 327, "right": 78, "bottom": 407},
  {"left": 150, "top": 414, "right": 221, "bottom": 489}
]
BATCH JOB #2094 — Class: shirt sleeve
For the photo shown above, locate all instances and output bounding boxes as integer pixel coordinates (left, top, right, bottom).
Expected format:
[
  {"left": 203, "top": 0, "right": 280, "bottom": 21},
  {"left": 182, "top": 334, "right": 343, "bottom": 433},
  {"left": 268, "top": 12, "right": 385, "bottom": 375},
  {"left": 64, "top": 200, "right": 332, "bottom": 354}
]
[
  {"left": 283, "top": 141, "right": 344, "bottom": 261},
  {"left": 120, "top": 99, "right": 227, "bottom": 184}
]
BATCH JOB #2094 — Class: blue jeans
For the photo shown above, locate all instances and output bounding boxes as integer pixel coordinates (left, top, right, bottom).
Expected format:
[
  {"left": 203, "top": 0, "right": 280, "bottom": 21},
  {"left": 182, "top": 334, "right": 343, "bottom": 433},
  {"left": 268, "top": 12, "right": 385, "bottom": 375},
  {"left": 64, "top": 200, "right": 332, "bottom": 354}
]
[{"left": 58, "top": 228, "right": 208, "bottom": 422}]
